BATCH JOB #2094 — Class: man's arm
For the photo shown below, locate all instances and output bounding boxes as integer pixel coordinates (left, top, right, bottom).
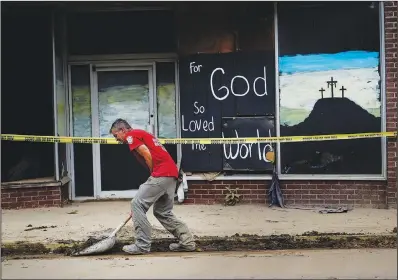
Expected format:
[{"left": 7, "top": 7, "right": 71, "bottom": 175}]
[{"left": 135, "top": 145, "right": 153, "bottom": 173}]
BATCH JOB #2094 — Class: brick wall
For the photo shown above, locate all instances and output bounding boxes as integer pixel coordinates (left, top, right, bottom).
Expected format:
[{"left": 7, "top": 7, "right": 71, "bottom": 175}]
[
  {"left": 184, "top": 2, "right": 398, "bottom": 209},
  {"left": 1, "top": 186, "right": 65, "bottom": 209},
  {"left": 184, "top": 180, "right": 387, "bottom": 208},
  {"left": 385, "top": 1, "right": 398, "bottom": 208}
]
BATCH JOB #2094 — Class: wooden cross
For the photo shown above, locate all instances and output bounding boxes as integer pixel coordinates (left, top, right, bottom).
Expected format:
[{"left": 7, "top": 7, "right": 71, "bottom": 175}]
[
  {"left": 327, "top": 77, "right": 338, "bottom": 98},
  {"left": 319, "top": 88, "right": 325, "bottom": 99},
  {"left": 340, "top": 86, "right": 347, "bottom": 98}
]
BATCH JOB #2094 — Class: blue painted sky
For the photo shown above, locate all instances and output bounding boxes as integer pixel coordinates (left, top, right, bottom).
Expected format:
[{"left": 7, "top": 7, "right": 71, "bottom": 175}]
[{"left": 279, "top": 51, "right": 379, "bottom": 75}]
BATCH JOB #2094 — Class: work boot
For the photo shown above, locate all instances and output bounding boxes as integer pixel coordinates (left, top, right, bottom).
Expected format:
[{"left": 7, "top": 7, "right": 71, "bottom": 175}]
[
  {"left": 122, "top": 244, "right": 148, "bottom": 255},
  {"left": 169, "top": 242, "right": 196, "bottom": 252}
]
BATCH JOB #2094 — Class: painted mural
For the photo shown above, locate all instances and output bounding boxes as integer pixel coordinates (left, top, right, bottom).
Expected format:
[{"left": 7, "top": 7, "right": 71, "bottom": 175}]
[
  {"left": 157, "top": 84, "right": 177, "bottom": 139},
  {"left": 98, "top": 84, "right": 150, "bottom": 137},
  {"left": 279, "top": 50, "right": 382, "bottom": 174}
]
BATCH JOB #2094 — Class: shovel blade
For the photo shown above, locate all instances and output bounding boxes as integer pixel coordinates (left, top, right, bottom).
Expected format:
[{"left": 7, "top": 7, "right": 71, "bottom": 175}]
[{"left": 73, "top": 236, "right": 116, "bottom": 256}]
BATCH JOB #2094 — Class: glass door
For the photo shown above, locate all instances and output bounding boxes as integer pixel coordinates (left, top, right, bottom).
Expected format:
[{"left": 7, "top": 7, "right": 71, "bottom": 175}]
[{"left": 92, "top": 66, "right": 155, "bottom": 198}]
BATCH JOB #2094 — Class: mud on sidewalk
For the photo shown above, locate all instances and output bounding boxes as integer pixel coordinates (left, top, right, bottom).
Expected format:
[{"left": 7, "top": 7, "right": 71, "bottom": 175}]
[
  {"left": 2, "top": 231, "right": 396, "bottom": 258},
  {"left": 2, "top": 202, "right": 397, "bottom": 257}
]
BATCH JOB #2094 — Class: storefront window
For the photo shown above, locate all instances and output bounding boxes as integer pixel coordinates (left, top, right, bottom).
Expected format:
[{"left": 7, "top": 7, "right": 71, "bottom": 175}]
[
  {"left": 156, "top": 62, "right": 177, "bottom": 139},
  {"left": 70, "top": 65, "right": 94, "bottom": 197},
  {"left": 277, "top": 2, "right": 382, "bottom": 175},
  {"left": 177, "top": 2, "right": 384, "bottom": 177},
  {"left": 71, "top": 65, "right": 92, "bottom": 137}
]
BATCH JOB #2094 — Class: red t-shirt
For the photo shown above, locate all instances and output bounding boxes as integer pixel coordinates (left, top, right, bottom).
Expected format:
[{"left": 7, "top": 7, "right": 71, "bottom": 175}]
[{"left": 124, "top": 129, "right": 178, "bottom": 178}]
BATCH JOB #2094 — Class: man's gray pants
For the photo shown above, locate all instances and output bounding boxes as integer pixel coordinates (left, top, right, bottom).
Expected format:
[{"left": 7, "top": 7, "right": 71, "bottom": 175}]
[{"left": 131, "top": 176, "right": 195, "bottom": 252}]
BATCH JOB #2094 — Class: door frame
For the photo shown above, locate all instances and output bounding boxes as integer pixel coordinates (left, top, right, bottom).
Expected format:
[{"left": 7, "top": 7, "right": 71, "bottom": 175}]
[
  {"left": 91, "top": 63, "right": 155, "bottom": 199},
  {"left": 68, "top": 55, "right": 181, "bottom": 201}
]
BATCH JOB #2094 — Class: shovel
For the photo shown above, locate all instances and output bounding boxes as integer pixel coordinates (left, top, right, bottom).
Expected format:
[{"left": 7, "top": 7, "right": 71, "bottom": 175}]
[{"left": 73, "top": 213, "right": 132, "bottom": 256}]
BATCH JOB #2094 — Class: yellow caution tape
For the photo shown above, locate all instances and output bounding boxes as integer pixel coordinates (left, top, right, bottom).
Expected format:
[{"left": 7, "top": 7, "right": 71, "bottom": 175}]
[{"left": 0, "top": 131, "right": 396, "bottom": 145}]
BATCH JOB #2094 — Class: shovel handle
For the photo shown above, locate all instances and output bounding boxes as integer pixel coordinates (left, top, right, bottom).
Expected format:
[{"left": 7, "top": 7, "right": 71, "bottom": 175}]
[{"left": 109, "top": 213, "right": 132, "bottom": 237}]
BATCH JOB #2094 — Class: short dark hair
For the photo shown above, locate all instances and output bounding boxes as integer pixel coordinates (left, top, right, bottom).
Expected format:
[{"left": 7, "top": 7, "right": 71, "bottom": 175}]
[{"left": 109, "top": 118, "right": 132, "bottom": 134}]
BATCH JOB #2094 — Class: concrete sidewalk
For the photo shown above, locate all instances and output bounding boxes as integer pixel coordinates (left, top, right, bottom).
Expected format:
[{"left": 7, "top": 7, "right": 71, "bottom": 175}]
[{"left": 2, "top": 201, "right": 397, "bottom": 244}]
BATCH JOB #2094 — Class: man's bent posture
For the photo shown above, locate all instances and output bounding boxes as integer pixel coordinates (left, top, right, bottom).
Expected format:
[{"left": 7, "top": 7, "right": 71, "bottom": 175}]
[{"left": 110, "top": 118, "right": 196, "bottom": 254}]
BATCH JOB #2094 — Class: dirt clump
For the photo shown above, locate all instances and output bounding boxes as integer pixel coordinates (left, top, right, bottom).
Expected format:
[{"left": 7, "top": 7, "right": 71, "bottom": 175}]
[
  {"left": 2, "top": 234, "right": 396, "bottom": 257},
  {"left": 1, "top": 242, "right": 50, "bottom": 256},
  {"left": 24, "top": 226, "right": 57, "bottom": 232}
]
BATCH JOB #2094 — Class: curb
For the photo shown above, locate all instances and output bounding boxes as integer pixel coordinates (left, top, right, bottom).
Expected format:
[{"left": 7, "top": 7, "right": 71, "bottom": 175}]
[{"left": 2, "top": 233, "right": 396, "bottom": 257}]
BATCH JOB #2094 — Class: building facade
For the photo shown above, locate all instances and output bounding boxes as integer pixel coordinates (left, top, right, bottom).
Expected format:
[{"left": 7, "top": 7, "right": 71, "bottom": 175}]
[{"left": 1, "top": 1, "right": 397, "bottom": 209}]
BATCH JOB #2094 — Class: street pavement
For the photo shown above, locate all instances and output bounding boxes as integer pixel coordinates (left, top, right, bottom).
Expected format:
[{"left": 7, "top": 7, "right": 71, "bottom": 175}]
[{"left": 2, "top": 249, "right": 396, "bottom": 279}]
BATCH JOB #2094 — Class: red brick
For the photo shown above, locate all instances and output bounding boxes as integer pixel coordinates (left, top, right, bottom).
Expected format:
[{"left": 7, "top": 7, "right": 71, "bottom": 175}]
[
  {"left": 2, "top": 197, "right": 17, "bottom": 203},
  {"left": 286, "top": 185, "right": 302, "bottom": 190},
  {"left": 52, "top": 199, "right": 62, "bottom": 205},
  {"left": 194, "top": 199, "right": 210, "bottom": 204},
  {"left": 38, "top": 200, "right": 53, "bottom": 206},
  {"left": 250, "top": 199, "right": 265, "bottom": 204},
  {"left": 332, "top": 195, "right": 348, "bottom": 200},
  {"left": 340, "top": 200, "right": 355, "bottom": 204},
  {"left": 194, "top": 189, "right": 208, "bottom": 195},
  {"left": 297, "top": 199, "right": 311, "bottom": 205},
  {"left": 38, "top": 191, "right": 53, "bottom": 196},
  {"left": 244, "top": 194, "right": 259, "bottom": 199},
  {"left": 310, "top": 189, "right": 327, "bottom": 195},
  {"left": 347, "top": 194, "right": 364, "bottom": 200},
  {"left": 283, "top": 189, "right": 295, "bottom": 195},
  {"left": 251, "top": 189, "right": 266, "bottom": 195},
  {"left": 208, "top": 189, "right": 222, "bottom": 195},
  {"left": 46, "top": 195, "right": 61, "bottom": 200},
  {"left": 324, "top": 190, "right": 340, "bottom": 195},
  {"left": 23, "top": 191, "right": 38, "bottom": 197},
  {"left": 339, "top": 189, "right": 356, "bottom": 195},
  {"left": 317, "top": 194, "right": 331, "bottom": 200},
  {"left": 316, "top": 185, "right": 332, "bottom": 190},
  {"left": 17, "top": 196, "right": 33, "bottom": 202},
  {"left": 9, "top": 192, "right": 19, "bottom": 198},
  {"left": 23, "top": 201, "right": 39, "bottom": 208},
  {"left": 242, "top": 184, "right": 258, "bottom": 189},
  {"left": 310, "top": 200, "right": 325, "bottom": 204}
]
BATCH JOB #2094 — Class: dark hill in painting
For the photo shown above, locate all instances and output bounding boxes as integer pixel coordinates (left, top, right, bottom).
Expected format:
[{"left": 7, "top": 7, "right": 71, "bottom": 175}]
[{"left": 280, "top": 97, "right": 381, "bottom": 175}]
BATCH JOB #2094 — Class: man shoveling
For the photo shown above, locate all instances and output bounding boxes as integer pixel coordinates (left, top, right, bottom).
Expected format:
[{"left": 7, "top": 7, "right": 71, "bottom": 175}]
[{"left": 110, "top": 118, "right": 196, "bottom": 255}]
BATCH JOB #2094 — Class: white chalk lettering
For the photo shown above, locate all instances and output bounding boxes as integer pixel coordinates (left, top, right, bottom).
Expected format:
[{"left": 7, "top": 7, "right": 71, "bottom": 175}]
[
  {"left": 189, "top": 62, "right": 203, "bottom": 74},
  {"left": 181, "top": 115, "right": 215, "bottom": 132},
  {"left": 223, "top": 130, "right": 240, "bottom": 159},
  {"left": 210, "top": 67, "right": 268, "bottom": 101},
  {"left": 210, "top": 68, "right": 229, "bottom": 101},
  {"left": 193, "top": 101, "right": 205, "bottom": 115},
  {"left": 222, "top": 129, "right": 273, "bottom": 162},
  {"left": 192, "top": 144, "right": 207, "bottom": 151},
  {"left": 231, "top": 75, "right": 250, "bottom": 97},
  {"left": 253, "top": 67, "right": 267, "bottom": 97}
]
